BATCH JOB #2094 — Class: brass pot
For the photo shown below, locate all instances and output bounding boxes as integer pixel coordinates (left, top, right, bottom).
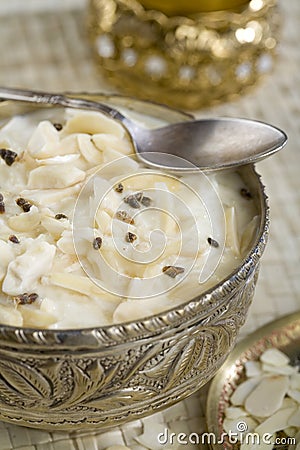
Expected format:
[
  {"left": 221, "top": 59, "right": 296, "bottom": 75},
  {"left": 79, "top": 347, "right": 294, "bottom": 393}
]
[
  {"left": 0, "top": 94, "right": 269, "bottom": 431},
  {"left": 87, "top": 0, "right": 280, "bottom": 109}
]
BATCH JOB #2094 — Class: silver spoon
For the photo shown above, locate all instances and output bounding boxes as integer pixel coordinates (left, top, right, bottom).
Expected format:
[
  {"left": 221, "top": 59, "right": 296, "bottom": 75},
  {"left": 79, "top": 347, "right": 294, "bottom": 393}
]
[{"left": 0, "top": 87, "right": 287, "bottom": 172}]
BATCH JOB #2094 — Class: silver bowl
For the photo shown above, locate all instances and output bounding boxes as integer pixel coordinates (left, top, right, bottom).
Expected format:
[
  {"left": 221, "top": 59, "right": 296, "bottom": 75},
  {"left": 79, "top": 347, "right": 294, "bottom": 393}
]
[{"left": 0, "top": 94, "right": 269, "bottom": 431}]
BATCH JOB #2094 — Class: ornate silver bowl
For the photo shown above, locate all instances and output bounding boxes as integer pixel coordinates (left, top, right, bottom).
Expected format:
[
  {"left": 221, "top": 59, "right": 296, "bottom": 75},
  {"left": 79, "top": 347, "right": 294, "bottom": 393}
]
[{"left": 0, "top": 94, "right": 269, "bottom": 431}]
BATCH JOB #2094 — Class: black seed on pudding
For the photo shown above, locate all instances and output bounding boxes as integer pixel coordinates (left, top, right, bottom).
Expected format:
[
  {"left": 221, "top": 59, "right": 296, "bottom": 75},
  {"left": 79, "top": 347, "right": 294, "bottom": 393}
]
[
  {"left": 125, "top": 232, "right": 137, "bottom": 243},
  {"left": 141, "top": 196, "right": 152, "bottom": 207},
  {"left": 53, "top": 123, "right": 63, "bottom": 131},
  {"left": 9, "top": 235, "right": 20, "bottom": 244},
  {"left": 55, "top": 213, "right": 68, "bottom": 220},
  {"left": 115, "top": 210, "right": 134, "bottom": 224},
  {"left": 240, "top": 188, "right": 253, "bottom": 200},
  {"left": 14, "top": 293, "right": 39, "bottom": 305},
  {"left": 124, "top": 194, "right": 140, "bottom": 209},
  {"left": 114, "top": 183, "right": 124, "bottom": 193},
  {"left": 162, "top": 265, "right": 185, "bottom": 278},
  {"left": 207, "top": 237, "right": 219, "bottom": 248},
  {"left": 93, "top": 237, "right": 103, "bottom": 250},
  {"left": 0, "top": 148, "right": 18, "bottom": 166},
  {"left": 16, "top": 197, "right": 32, "bottom": 212}
]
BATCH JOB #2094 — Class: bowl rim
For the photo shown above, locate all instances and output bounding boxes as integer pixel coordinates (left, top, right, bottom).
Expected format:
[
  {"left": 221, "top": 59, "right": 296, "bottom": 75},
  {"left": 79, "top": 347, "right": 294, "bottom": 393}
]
[{"left": 0, "top": 93, "right": 269, "bottom": 345}]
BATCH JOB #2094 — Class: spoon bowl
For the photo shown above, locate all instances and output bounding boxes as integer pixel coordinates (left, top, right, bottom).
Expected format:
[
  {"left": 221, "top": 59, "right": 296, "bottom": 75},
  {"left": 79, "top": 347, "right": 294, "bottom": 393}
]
[
  {"left": 0, "top": 87, "right": 287, "bottom": 172},
  {"left": 127, "top": 117, "right": 287, "bottom": 172}
]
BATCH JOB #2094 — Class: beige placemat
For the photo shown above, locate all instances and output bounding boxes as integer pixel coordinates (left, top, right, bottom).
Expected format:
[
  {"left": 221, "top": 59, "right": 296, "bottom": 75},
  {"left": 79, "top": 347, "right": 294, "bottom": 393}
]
[{"left": 0, "top": 0, "right": 299, "bottom": 448}]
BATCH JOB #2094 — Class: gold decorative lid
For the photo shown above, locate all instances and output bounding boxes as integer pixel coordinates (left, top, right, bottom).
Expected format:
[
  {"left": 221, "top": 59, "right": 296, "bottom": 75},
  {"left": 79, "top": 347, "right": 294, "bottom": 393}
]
[
  {"left": 139, "top": 0, "right": 250, "bottom": 15},
  {"left": 88, "top": 0, "right": 278, "bottom": 109}
]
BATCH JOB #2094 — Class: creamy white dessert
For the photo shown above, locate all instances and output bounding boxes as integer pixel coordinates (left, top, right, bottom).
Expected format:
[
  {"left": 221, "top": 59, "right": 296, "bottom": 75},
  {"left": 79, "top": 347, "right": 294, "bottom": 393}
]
[{"left": 0, "top": 107, "right": 259, "bottom": 329}]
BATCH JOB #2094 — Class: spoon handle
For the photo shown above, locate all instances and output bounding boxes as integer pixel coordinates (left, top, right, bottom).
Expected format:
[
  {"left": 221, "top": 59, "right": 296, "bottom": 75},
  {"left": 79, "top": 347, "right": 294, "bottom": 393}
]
[{"left": 0, "top": 87, "right": 126, "bottom": 122}]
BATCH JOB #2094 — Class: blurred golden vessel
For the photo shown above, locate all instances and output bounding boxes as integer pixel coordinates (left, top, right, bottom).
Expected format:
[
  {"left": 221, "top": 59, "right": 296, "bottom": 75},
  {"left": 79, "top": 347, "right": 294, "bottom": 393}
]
[{"left": 88, "top": 0, "right": 280, "bottom": 109}]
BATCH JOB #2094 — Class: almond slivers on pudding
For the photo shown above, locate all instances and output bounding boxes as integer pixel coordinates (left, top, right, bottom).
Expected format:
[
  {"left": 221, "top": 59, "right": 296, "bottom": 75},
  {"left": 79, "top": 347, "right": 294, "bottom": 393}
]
[{"left": 0, "top": 109, "right": 258, "bottom": 329}]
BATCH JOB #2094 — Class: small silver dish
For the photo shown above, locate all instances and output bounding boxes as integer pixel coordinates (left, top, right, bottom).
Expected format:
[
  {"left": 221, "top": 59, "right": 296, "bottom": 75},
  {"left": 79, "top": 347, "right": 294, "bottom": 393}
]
[{"left": 206, "top": 312, "right": 300, "bottom": 449}]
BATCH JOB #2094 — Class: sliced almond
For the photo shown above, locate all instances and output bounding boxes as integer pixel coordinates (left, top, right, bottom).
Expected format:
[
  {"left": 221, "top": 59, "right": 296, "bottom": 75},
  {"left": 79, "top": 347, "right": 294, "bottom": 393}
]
[
  {"left": 27, "top": 120, "right": 60, "bottom": 158},
  {"left": 290, "top": 374, "right": 300, "bottom": 391},
  {"left": 230, "top": 377, "right": 262, "bottom": 406},
  {"left": 225, "top": 406, "right": 248, "bottom": 420},
  {"left": 20, "top": 185, "right": 81, "bottom": 206},
  {"left": 288, "top": 390, "right": 300, "bottom": 404},
  {"left": 0, "top": 240, "right": 14, "bottom": 281},
  {"left": 260, "top": 348, "right": 290, "bottom": 367},
  {"left": 288, "top": 406, "right": 300, "bottom": 427},
  {"left": 262, "top": 363, "right": 298, "bottom": 376},
  {"left": 255, "top": 407, "right": 296, "bottom": 435},
  {"left": 223, "top": 416, "right": 258, "bottom": 435},
  {"left": 245, "top": 375, "right": 289, "bottom": 417},
  {"left": 57, "top": 230, "right": 75, "bottom": 254},
  {"left": 240, "top": 215, "right": 260, "bottom": 254},
  {"left": 77, "top": 133, "right": 103, "bottom": 164},
  {"left": 2, "top": 240, "right": 56, "bottom": 296},
  {"left": 36, "top": 153, "right": 80, "bottom": 165},
  {"left": 28, "top": 164, "right": 85, "bottom": 189},
  {"left": 245, "top": 360, "right": 262, "bottom": 378},
  {"left": 0, "top": 304, "right": 23, "bottom": 326},
  {"left": 282, "top": 398, "right": 298, "bottom": 409},
  {"left": 49, "top": 272, "right": 119, "bottom": 303},
  {"left": 224, "top": 205, "right": 240, "bottom": 256},
  {"left": 8, "top": 206, "right": 41, "bottom": 232},
  {"left": 41, "top": 215, "right": 70, "bottom": 239},
  {"left": 64, "top": 110, "right": 125, "bottom": 138},
  {"left": 20, "top": 305, "right": 57, "bottom": 328},
  {"left": 92, "top": 133, "right": 131, "bottom": 155}
]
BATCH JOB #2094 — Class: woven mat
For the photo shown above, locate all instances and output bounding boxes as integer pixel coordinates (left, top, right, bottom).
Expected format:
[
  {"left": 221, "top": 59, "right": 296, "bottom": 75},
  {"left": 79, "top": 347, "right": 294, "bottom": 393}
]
[{"left": 0, "top": 0, "right": 299, "bottom": 448}]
